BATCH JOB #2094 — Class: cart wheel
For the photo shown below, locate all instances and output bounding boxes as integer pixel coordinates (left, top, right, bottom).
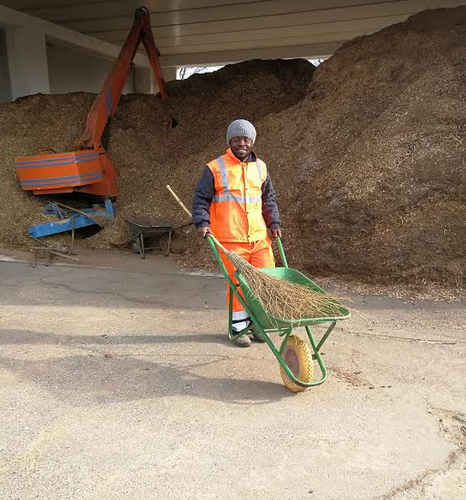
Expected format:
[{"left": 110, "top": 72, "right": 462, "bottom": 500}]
[{"left": 279, "top": 335, "right": 313, "bottom": 393}]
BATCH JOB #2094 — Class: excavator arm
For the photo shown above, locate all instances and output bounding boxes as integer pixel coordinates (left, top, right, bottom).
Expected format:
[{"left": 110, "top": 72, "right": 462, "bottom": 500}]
[
  {"left": 79, "top": 7, "right": 167, "bottom": 150},
  {"left": 16, "top": 6, "right": 167, "bottom": 198}
]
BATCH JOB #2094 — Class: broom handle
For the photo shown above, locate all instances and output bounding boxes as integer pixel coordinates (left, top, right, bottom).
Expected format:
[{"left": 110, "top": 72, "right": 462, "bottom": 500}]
[
  {"left": 208, "top": 233, "right": 286, "bottom": 267},
  {"left": 166, "top": 185, "right": 192, "bottom": 218}
]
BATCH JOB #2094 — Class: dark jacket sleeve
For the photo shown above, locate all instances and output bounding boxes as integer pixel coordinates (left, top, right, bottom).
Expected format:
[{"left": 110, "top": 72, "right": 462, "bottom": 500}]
[
  {"left": 192, "top": 166, "right": 215, "bottom": 228},
  {"left": 262, "top": 173, "right": 281, "bottom": 229}
]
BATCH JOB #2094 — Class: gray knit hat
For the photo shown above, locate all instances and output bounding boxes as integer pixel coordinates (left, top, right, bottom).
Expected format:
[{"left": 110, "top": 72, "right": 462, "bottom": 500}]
[{"left": 226, "top": 119, "right": 257, "bottom": 144}]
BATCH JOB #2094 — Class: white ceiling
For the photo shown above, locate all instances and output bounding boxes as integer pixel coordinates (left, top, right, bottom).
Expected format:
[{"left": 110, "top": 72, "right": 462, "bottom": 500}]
[{"left": 1, "top": 0, "right": 465, "bottom": 65}]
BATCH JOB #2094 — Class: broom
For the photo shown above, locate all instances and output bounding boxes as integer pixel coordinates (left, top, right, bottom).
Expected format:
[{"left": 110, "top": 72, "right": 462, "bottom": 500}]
[
  {"left": 166, "top": 185, "right": 345, "bottom": 322},
  {"left": 209, "top": 235, "right": 344, "bottom": 321}
]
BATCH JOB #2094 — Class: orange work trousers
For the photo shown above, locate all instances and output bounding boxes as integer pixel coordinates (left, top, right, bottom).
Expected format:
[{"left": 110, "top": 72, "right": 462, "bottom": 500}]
[{"left": 219, "top": 238, "right": 275, "bottom": 312}]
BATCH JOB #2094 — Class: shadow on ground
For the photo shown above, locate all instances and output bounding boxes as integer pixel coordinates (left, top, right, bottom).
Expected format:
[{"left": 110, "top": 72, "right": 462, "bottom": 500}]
[{"left": 1, "top": 329, "right": 293, "bottom": 406}]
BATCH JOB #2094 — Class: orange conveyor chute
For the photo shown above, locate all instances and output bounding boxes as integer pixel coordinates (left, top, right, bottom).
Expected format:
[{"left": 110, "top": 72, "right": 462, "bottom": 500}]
[{"left": 15, "top": 6, "right": 167, "bottom": 198}]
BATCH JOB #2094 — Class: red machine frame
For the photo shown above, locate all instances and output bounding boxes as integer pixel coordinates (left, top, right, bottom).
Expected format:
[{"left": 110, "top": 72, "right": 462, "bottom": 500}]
[{"left": 16, "top": 7, "right": 167, "bottom": 198}]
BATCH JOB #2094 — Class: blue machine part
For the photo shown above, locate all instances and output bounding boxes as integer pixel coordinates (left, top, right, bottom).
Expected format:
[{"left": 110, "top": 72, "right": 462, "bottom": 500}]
[
  {"left": 28, "top": 199, "right": 115, "bottom": 238},
  {"left": 43, "top": 203, "right": 65, "bottom": 219}
]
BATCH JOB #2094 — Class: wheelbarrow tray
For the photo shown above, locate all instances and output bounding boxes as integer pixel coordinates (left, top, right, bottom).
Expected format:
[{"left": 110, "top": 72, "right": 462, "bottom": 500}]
[
  {"left": 125, "top": 217, "right": 172, "bottom": 258},
  {"left": 126, "top": 217, "right": 171, "bottom": 236},
  {"left": 236, "top": 266, "right": 350, "bottom": 330}
]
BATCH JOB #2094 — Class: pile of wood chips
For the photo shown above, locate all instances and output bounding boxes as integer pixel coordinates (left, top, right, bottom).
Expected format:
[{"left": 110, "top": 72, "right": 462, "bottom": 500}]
[{"left": 0, "top": 7, "right": 465, "bottom": 286}]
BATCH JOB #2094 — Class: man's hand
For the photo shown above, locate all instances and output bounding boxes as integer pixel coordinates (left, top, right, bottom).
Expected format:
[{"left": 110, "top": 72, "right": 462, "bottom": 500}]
[
  {"left": 198, "top": 226, "right": 213, "bottom": 238},
  {"left": 271, "top": 227, "right": 282, "bottom": 238}
]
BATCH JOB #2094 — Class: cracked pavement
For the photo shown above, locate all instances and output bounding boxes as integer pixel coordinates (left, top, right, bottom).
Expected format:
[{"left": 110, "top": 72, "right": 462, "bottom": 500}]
[{"left": 0, "top": 257, "right": 465, "bottom": 500}]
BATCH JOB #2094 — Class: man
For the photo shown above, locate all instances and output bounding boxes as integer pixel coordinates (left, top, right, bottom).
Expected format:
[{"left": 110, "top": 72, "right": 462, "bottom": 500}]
[{"left": 192, "top": 119, "right": 282, "bottom": 347}]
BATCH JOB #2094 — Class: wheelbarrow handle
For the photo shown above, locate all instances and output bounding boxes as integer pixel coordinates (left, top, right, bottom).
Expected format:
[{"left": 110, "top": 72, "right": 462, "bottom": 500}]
[
  {"left": 205, "top": 234, "right": 234, "bottom": 282},
  {"left": 275, "top": 236, "right": 288, "bottom": 268},
  {"left": 205, "top": 233, "right": 228, "bottom": 254},
  {"left": 206, "top": 233, "right": 289, "bottom": 269},
  {"left": 164, "top": 185, "right": 290, "bottom": 268}
]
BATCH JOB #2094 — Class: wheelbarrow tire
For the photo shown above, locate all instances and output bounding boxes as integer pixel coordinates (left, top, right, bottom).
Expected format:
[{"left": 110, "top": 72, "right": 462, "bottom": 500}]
[{"left": 279, "top": 335, "right": 313, "bottom": 393}]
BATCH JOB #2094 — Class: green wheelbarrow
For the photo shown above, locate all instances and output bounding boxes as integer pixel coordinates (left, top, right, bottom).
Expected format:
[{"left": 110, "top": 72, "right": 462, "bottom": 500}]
[{"left": 206, "top": 235, "right": 350, "bottom": 392}]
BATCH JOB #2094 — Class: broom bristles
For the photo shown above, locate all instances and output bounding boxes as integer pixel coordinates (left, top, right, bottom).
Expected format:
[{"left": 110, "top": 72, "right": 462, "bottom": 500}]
[{"left": 227, "top": 251, "right": 345, "bottom": 321}]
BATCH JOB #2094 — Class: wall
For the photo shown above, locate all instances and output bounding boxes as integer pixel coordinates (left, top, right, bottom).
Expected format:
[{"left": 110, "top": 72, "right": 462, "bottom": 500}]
[
  {"left": 0, "top": 29, "right": 11, "bottom": 103},
  {"left": 47, "top": 41, "right": 135, "bottom": 94},
  {"left": 0, "top": 34, "right": 161, "bottom": 102}
]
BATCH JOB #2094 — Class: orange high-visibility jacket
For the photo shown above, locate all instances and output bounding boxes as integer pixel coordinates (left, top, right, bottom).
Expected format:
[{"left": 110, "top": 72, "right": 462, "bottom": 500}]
[
  {"left": 193, "top": 149, "right": 281, "bottom": 242},
  {"left": 207, "top": 148, "right": 268, "bottom": 242}
]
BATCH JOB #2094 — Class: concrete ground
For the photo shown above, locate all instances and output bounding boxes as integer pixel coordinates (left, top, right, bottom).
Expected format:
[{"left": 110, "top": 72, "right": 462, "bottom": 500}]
[{"left": 0, "top": 251, "right": 465, "bottom": 500}]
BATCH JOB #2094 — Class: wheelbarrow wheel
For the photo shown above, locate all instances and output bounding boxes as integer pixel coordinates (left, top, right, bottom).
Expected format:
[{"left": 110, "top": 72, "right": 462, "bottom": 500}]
[{"left": 279, "top": 335, "right": 313, "bottom": 393}]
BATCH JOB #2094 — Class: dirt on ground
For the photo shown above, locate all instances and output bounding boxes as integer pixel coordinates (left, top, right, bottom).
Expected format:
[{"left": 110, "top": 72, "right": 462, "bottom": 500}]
[
  {"left": 1, "top": 259, "right": 465, "bottom": 500},
  {"left": 0, "top": 6, "right": 465, "bottom": 286}
]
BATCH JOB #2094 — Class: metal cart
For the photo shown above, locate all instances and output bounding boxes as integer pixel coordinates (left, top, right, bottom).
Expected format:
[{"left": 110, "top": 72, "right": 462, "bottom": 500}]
[
  {"left": 126, "top": 216, "right": 172, "bottom": 258},
  {"left": 207, "top": 235, "right": 351, "bottom": 392}
]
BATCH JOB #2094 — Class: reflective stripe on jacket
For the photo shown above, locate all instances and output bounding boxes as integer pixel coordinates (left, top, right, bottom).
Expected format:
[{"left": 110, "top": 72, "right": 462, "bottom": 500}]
[{"left": 208, "top": 148, "right": 268, "bottom": 242}]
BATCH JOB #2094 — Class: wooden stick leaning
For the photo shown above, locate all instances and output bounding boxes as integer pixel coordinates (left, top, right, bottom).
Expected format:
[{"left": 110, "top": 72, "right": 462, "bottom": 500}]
[
  {"left": 166, "top": 185, "right": 192, "bottom": 218},
  {"left": 54, "top": 201, "right": 109, "bottom": 220},
  {"left": 165, "top": 185, "right": 344, "bottom": 321}
]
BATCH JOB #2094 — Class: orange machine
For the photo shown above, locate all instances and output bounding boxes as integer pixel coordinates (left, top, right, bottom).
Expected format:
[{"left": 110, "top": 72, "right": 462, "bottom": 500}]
[{"left": 16, "top": 7, "right": 167, "bottom": 198}]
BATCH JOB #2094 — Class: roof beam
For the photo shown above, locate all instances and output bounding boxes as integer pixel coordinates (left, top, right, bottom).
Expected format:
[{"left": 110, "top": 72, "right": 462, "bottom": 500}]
[
  {"left": 67, "top": 0, "right": 465, "bottom": 37},
  {"left": 13, "top": 0, "right": 408, "bottom": 25},
  {"left": 159, "top": 41, "right": 342, "bottom": 66},
  {"left": 0, "top": 3, "right": 149, "bottom": 67}
]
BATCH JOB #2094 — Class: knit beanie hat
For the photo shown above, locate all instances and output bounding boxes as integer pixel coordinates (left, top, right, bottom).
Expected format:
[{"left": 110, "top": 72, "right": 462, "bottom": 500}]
[{"left": 226, "top": 119, "right": 257, "bottom": 144}]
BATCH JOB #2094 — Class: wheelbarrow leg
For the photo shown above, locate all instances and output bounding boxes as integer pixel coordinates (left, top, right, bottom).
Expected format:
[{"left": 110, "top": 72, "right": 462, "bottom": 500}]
[
  {"left": 166, "top": 230, "right": 172, "bottom": 257},
  {"left": 140, "top": 234, "right": 145, "bottom": 259},
  {"left": 227, "top": 282, "right": 263, "bottom": 342},
  {"left": 302, "top": 322, "right": 337, "bottom": 385},
  {"left": 228, "top": 286, "right": 234, "bottom": 339}
]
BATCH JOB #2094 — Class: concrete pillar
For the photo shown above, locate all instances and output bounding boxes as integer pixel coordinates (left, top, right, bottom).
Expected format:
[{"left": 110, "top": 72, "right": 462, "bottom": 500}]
[
  {"left": 6, "top": 26, "right": 49, "bottom": 100},
  {"left": 0, "top": 28, "right": 11, "bottom": 103}
]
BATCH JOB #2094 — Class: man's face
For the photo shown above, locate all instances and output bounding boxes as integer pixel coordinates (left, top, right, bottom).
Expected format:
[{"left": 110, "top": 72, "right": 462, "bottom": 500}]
[{"left": 230, "top": 136, "right": 253, "bottom": 161}]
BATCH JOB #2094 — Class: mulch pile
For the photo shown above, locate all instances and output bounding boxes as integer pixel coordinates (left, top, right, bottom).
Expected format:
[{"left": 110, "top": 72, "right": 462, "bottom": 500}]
[{"left": 0, "top": 6, "right": 465, "bottom": 287}]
